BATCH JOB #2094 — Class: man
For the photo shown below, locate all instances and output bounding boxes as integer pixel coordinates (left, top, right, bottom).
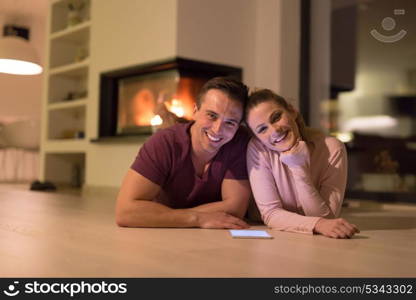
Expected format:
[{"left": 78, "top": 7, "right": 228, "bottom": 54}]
[{"left": 115, "top": 77, "right": 251, "bottom": 229}]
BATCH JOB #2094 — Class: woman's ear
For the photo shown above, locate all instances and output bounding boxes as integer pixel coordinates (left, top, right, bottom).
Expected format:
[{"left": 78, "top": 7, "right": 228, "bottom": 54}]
[
  {"left": 288, "top": 103, "right": 307, "bottom": 141},
  {"left": 287, "top": 104, "right": 299, "bottom": 118}
]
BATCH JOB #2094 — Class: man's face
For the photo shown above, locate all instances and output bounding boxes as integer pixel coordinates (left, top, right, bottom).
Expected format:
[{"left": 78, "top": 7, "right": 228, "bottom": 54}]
[{"left": 191, "top": 89, "right": 243, "bottom": 155}]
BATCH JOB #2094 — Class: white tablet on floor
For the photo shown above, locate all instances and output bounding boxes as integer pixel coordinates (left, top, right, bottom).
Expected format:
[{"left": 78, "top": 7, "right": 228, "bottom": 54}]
[{"left": 229, "top": 230, "right": 273, "bottom": 239}]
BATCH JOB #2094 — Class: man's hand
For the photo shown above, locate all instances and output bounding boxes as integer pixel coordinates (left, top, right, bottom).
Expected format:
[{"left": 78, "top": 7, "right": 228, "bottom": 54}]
[
  {"left": 280, "top": 140, "right": 310, "bottom": 168},
  {"left": 196, "top": 211, "right": 249, "bottom": 229},
  {"left": 313, "top": 218, "right": 360, "bottom": 239}
]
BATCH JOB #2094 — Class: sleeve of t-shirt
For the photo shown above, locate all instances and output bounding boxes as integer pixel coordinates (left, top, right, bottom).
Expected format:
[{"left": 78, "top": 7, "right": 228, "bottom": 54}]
[
  {"left": 223, "top": 127, "right": 250, "bottom": 180},
  {"left": 130, "top": 130, "right": 173, "bottom": 186}
]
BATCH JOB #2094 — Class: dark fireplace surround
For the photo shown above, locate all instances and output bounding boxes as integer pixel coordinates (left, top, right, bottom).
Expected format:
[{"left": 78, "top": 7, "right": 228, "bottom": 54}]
[{"left": 95, "top": 57, "right": 242, "bottom": 141}]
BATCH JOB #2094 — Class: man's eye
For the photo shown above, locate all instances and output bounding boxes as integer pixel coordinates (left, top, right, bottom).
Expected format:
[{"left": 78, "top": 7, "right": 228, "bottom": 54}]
[
  {"left": 207, "top": 113, "right": 216, "bottom": 120},
  {"left": 225, "top": 121, "right": 236, "bottom": 127}
]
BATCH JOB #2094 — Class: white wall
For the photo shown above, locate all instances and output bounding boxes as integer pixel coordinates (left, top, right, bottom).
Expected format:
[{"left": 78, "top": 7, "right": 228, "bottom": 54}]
[
  {"left": 177, "top": 0, "right": 256, "bottom": 86},
  {"left": 252, "top": 0, "right": 300, "bottom": 105},
  {"left": 253, "top": 0, "right": 281, "bottom": 93},
  {"left": 278, "top": 0, "right": 301, "bottom": 105},
  {"left": 0, "top": 0, "right": 47, "bottom": 124},
  {"left": 309, "top": 0, "right": 331, "bottom": 129}
]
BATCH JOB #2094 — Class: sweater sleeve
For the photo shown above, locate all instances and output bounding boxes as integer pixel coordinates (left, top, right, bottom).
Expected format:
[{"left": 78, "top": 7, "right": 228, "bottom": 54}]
[
  {"left": 289, "top": 139, "right": 347, "bottom": 218},
  {"left": 246, "top": 139, "right": 320, "bottom": 234}
]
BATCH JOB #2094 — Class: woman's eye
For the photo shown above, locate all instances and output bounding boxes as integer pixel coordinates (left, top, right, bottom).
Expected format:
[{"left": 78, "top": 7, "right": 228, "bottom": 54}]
[
  {"left": 257, "top": 126, "right": 267, "bottom": 134},
  {"left": 271, "top": 112, "right": 282, "bottom": 123}
]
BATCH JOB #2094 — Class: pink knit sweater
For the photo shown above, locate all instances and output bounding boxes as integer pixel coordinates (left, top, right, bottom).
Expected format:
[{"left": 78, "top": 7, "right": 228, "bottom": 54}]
[{"left": 246, "top": 132, "right": 347, "bottom": 234}]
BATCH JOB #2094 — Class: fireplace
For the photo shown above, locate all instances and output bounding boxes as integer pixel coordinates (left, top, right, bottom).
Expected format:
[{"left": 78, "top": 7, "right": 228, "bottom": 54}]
[{"left": 97, "top": 57, "right": 242, "bottom": 139}]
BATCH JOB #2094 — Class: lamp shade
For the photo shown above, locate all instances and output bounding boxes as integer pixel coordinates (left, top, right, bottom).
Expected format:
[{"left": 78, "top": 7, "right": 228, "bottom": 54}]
[{"left": 0, "top": 36, "right": 42, "bottom": 75}]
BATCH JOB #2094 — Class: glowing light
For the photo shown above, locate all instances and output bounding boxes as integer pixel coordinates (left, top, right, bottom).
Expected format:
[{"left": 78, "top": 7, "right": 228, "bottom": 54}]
[
  {"left": 150, "top": 115, "right": 163, "bottom": 126},
  {"left": 0, "top": 36, "right": 43, "bottom": 75},
  {"left": 0, "top": 58, "right": 42, "bottom": 75},
  {"left": 167, "top": 99, "right": 185, "bottom": 117},
  {"left": 336, "top": 132, "right": 353, "bottom": 143},
  {"left": 342, "top": 115, "right": 398, "bottom": 132}
]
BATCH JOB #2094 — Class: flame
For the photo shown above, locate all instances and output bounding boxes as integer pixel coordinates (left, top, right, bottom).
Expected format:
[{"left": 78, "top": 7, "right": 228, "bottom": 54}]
[
  {"left": 166, "top": 99, "right": 185, "bottom": 117},
  {"left": 150, "top": 114, "right": 163, "bottom": 126},
  {"left": 132, "top": 89, "right": 155, "bottom": 126}
]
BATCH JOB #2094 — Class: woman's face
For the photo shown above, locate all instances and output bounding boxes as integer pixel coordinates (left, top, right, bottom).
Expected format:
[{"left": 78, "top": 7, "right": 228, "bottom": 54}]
[{"left": 246, "top": 100, "right": 300, "bottom": 152}]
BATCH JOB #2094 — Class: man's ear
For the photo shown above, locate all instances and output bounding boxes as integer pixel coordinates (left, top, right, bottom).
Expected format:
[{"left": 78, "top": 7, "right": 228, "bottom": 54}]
[{"left": 191, "top": 104, "right": 198, "bottom": 120}]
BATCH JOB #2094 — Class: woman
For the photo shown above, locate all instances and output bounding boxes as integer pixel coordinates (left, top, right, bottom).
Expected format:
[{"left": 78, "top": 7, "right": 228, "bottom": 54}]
[{"left": 245, "top": 89, "right": 359, "bottom": 238}]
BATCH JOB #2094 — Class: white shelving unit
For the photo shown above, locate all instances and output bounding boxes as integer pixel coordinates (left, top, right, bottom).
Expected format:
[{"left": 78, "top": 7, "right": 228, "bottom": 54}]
[
  {"left": 48, "top": 98, "right": 87, "bottom": 110},
  {"left": 40, "top": 0, "right": 92, "bottom": 189}
]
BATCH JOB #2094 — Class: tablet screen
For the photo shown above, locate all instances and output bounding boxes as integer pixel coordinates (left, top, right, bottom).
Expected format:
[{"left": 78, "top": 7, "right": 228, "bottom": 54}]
[{"left": 229, "top": 230, "right": 273, "bottom": 239}]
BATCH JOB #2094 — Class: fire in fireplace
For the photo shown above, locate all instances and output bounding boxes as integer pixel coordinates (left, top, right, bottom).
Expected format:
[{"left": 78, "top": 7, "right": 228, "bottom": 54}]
[
  {"left": 117, "top": 70, "right": 206, "bottom": 134},
  {"left": 97, "top": 57, "right": 242, "bottom": 138}
]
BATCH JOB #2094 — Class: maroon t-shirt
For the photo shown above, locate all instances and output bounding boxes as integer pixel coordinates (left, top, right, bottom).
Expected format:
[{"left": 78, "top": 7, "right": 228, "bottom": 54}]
[{"left": 131, "top": 122, "right": 250, "bottom": 208}]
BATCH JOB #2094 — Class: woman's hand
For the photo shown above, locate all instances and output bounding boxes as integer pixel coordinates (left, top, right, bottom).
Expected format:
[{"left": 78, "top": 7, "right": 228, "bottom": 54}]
[
  {"left": 313, "top": 218, "right": 360, "bottom": 239},
  {"left": 280, "top": 140, "right": 310, "bottom": 168}
]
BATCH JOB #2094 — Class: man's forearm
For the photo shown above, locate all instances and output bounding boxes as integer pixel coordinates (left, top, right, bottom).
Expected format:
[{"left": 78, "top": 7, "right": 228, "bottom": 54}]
[
  {"left": 188, "top": 200, "right": 246, "bottom": 218},
  {"left": 192, "top": 178, "right": 251, "bottom": 218},
  {"left": 116, "top": 199, "right": 199, "bottom": 228}
]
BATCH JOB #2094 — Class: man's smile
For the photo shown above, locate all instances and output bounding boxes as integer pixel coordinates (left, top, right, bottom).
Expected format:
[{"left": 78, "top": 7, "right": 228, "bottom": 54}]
[{"left": 205, "top": 131, "right": 222, "bottom": 142}]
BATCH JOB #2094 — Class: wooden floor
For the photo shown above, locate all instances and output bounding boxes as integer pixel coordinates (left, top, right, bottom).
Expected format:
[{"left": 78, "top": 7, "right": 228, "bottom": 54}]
[{"left": 0, "top": 184, "right": 415, "bottom": 277}]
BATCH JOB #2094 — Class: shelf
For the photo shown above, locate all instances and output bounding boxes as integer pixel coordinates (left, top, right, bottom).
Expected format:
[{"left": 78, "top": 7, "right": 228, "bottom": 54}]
[
  {"left": 44, "top": 139, "right": 88, "bottom": 153},
  {"left": 49, "top": 60, "right": 89, "bottom": 77},
  {"left": 48, "top": 106, "right": 85, "bottom": 140},
  {"left": 48, "top": 98, "right": 87, "bottom": 111},
  {"left": 49, "top": 22, "right": 91, "bottom": 70},
  {"left": 51, "top": 0, "right": 91, "bottom": 34},
  {"left": 50, "top": 21, "right": 91, "bottom": 41},
  {"left": 48, "top": 69, "right": 88, "bottom": 104},
  {"left": 42, "top": 0, "right": 91, "bottom": 186},
  {"left": 49, "top": 21, "right": 90, "bottom": 68}
]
